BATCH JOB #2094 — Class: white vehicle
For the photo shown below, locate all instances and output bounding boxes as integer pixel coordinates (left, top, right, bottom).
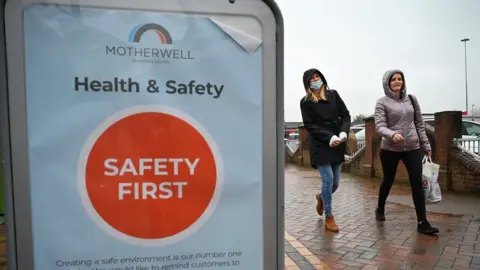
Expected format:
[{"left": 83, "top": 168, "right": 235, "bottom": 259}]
[
  {"left": 351, "top": 125, "right": 365, "bottom": 134},
  {"left": 355, "top": 128, "right": 365, "bottom": 140},
  {"left": 288, "top": 132, "right": 299, "bottom": 140},
  {"left": 352, "top": 128, "right": 366, "bottom": 149},
  {"left": 353, "top": 119, "right": 480, "bottom": 154},
  {"left": 423, "top": 118, "right": 480, "bottom": 154}
]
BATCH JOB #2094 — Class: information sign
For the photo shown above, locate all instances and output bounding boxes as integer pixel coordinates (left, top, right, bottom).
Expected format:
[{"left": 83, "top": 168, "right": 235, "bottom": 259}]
[{"left": 0, "top": 0, "right": 284, "bottom": 269}]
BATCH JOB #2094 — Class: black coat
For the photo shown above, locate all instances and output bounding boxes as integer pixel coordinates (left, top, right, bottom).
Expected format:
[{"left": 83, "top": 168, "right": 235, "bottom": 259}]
[{"left": 300, "top": 89, "right": 351, "bottom": 168}]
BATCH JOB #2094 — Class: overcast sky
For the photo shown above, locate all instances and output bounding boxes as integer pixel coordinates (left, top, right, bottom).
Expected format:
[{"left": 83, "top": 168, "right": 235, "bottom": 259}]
[{"left": 276, "top": 0, "right": 480, "bottom": 122}]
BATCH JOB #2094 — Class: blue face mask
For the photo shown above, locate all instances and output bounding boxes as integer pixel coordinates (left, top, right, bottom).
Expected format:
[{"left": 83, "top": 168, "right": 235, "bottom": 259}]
[{"left": 310, "top": 80, "right": 323, "bottom": 90}]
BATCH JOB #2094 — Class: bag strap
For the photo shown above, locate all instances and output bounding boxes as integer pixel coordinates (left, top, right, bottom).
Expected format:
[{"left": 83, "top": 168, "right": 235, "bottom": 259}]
[
  {"left": 422, "top": 155, "right": 432, "bottom": 164},
  {"left": 408, "top": 94, "right": 416, "bottom": 123},
  {"left": 408, "top": 94, "right": 419, "bottom": 133}
]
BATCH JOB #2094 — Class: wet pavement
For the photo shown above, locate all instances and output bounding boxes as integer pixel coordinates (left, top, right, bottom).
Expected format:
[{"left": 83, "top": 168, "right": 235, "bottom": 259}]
[
  {"left": 0, "top": 165, "right": 479, "bottom": 270},
  {"left": 284, "top": 164, "right": 480, "bottom": 269}
]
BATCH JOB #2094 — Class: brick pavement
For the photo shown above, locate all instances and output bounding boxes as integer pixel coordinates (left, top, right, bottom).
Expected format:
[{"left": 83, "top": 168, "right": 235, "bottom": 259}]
[
  {"left": 284, "top": 164, "right": 480, "bottom": 270},
  {"left": 0, "top": 165, "right": 478, "bottom": 270}
]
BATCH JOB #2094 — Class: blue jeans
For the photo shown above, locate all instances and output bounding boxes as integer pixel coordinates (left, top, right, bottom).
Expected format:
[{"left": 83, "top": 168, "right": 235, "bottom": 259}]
[{"left": 317, "top": 163, "right": 341, "bottom": 217}]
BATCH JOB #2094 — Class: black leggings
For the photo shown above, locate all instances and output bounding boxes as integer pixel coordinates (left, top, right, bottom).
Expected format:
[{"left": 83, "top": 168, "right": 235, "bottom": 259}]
[{"left": 378, "top": 148, "right": 426, "bottom": 221}]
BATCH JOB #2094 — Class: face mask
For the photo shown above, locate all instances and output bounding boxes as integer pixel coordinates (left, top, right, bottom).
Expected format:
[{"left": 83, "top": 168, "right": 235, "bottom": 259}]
[{"left": 310, "top": 80, "right": 323, "bottom": 90}]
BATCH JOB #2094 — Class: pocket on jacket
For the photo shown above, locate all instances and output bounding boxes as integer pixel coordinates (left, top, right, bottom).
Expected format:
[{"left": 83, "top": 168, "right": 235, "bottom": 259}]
[{"left": 405, "top": 129, "right": 419, "bottom": 146}]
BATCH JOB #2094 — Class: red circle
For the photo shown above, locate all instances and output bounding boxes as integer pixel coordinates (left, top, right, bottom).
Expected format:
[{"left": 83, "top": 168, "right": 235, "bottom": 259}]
[{"left": 85, "top": 112, "right": 217, "bottom": 239}]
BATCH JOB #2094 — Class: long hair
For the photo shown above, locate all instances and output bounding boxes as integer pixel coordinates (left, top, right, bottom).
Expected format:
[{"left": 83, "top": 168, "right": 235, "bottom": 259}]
[
  {"left": 304, "top": 85, "right": 327, "bottom": 103},
  {"left": 302, "top": 68, "right": 328, "bottom": 103}
]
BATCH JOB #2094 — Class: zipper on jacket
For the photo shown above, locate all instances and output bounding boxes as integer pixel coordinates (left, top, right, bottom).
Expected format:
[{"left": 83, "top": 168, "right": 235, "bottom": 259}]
[{"left": 400, "top": 100, "right": 407, "bottom": 150}]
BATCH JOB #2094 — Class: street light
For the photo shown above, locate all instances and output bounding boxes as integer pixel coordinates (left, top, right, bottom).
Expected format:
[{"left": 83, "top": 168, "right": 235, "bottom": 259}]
[{"left": 461, "top": 38, "right": 470, "bottom": 114}]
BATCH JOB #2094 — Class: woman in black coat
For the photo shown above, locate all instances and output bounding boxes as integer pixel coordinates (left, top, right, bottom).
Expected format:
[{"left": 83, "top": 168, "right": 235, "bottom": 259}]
[{"left": 300, "top": 68, "right": 351, "bottom": 232}]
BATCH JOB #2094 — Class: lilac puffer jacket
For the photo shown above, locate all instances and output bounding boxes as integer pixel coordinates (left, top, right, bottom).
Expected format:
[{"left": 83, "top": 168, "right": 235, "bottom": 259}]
[{"left": 374, "top": 69, "right": 431, "bottom": 152}]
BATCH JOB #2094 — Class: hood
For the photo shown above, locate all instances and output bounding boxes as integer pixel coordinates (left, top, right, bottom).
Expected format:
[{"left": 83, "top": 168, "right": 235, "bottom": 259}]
[
  {"left": 382, "top": 69, "right": 406, "bottom": 99},
  {"left": 303, "top": 68, "right": 328, "bottom": 91}
]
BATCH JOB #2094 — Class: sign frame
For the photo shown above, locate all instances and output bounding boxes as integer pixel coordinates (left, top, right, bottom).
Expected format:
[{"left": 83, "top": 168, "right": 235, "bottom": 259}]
[{"left": 0, "top": 0, "right": 284, "bottom": 269}]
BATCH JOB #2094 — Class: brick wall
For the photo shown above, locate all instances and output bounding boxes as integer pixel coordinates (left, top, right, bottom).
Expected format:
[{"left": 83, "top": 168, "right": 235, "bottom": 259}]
[
  {"left": 358, "top": 110, "right": 480, "bottom": 193},
  {"left": 290, "top": 111, "right": 480, "bottom": 194},
  {"left": 433, "top": 112, "right": 456, "bottom": 190},
  {"left": 292, "top": 127, "right": 309, "bottom": 167},
  {"left": 449, "top": 155, "right": 480, "bottom": 192},
  {"left": 342, "top": 150, "right": 372, "bottom": 178},
  {"left": 449, "top": 149, "right": 480, "bottom": 193}
]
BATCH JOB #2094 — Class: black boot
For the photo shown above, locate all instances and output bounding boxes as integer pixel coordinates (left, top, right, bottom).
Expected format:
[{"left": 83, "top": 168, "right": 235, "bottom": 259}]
[
  {"left": 375, "top": 207, "right": 385, "bottom": 221},
  {"left": 417, "top": 220, "right": 439, "bottom": 235}
]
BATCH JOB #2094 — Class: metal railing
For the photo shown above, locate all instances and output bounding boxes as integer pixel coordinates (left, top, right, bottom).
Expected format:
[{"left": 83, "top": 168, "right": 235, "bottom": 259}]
[
  {"left": 356, "top": 139, "right": 365, "bottom": 151},
  {"left": 286, "top": 136, "right": 480, "bottom": 164},
  {"left": 344, "top": 139, "right": 366, "bottom": 164},
  {"left": 284, "top": 138, "right": 299, "bottom": 157},
  {"left": 284, "top": 137, "right": 367, "bottom": 160},
  {"left": 454, "top": 138, "right": 480, "bottom": 160}
]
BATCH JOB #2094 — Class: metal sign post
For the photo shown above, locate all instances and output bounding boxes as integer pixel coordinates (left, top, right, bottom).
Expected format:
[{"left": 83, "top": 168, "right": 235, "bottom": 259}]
[{"left": 0, "top": 0, "right": 284, "bottom": 269}]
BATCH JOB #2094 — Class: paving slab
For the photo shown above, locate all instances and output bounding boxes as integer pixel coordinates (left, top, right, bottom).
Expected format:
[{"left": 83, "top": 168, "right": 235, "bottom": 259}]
[
  {"left": 387, "top": 193, "right": 480, "bottom": 217},
  {"left": 285, "top": 164, "right": 480, "bottom": 270},
  {"left": 0, "top": 164, "right": 478, "bottom": 270}
]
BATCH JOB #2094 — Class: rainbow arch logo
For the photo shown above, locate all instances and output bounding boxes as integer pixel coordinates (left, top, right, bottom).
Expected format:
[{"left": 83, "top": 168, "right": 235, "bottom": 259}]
[{"left": 128, "top": 23, "right": 173, "bottom": 44}]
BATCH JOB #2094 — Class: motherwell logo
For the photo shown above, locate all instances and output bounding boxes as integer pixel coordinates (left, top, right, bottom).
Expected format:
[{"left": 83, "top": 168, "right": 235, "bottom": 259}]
[
  {"left": 105, "top": 23, "right": 194, "bottom": 64},
  {"left": 128, "top": 23, "right": 173, "bottom": 44}
]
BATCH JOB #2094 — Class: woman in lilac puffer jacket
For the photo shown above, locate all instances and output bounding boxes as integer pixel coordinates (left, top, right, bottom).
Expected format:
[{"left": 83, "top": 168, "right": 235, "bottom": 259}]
[{"left": 374, "top": 69, "right": 439, "bottom": 235}]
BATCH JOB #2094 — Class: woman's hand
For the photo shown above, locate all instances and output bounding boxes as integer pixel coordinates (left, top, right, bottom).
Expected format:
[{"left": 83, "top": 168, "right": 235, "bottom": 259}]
[
  {"left": 331, "top": 139, "right": 341, "bottom": 147},
  {"left": 426, "top": 151, "right": 432, "bottom": 156},
  {"left": 329, "top": 135, "right": 341, "bottom": 147},
  {"left": 392, "top": 133, "right": 404, "bottom": 143}
]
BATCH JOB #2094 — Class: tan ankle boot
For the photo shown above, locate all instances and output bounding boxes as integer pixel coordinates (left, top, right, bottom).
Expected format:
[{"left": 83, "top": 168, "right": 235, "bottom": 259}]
[
  {"left": 316, "top": 193, "right": 323, "bottom": 216},
  {"left": 325, "top": 216, "right": 339, "bottom": 232}
]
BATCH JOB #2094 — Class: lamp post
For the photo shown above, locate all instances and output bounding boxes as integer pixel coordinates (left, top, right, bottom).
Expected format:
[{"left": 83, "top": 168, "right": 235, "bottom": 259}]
[
  {"left": 461, "top": 38, "right": 470, "bottom": 114},
  {"left": 472, "top": 104, "right": 475, "bottom": 121}
]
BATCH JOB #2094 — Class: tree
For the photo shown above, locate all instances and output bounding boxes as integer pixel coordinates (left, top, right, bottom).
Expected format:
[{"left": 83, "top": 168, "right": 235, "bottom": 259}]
[{"left": 352, "top": 114, "right": 368, "bottom": 125}]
